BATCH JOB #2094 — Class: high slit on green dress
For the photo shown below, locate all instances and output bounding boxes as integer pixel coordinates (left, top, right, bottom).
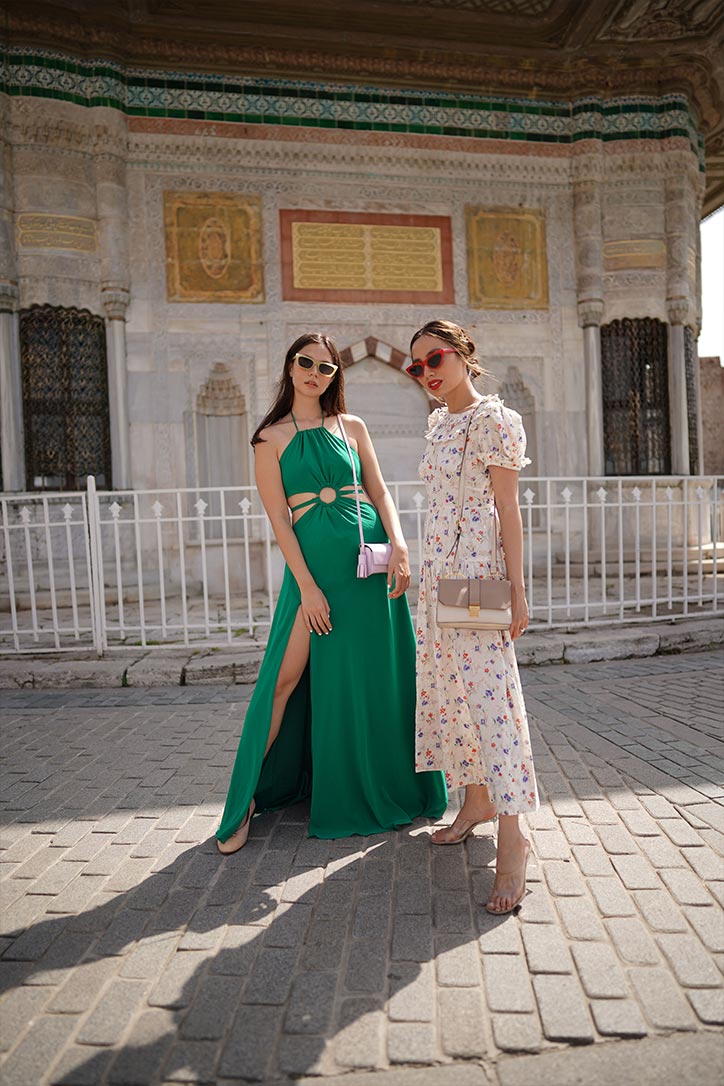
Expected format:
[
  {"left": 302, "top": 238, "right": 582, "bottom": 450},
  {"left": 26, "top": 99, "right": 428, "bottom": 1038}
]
[{"left": 216, "top": 416, "right": 447, "bottom": 842}]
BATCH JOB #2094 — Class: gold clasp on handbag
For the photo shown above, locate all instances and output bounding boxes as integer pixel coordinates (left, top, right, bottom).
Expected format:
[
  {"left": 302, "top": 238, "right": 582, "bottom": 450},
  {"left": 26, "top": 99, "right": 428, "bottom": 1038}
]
[{"left": 467, "top": 578, "right": 480, "bottom": 618}]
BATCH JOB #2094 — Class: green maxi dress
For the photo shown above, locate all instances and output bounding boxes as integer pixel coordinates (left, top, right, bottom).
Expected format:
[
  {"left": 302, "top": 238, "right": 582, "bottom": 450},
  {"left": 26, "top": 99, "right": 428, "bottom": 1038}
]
[{"left": 217, "top": 417, "right": 447, "bottom": 842}]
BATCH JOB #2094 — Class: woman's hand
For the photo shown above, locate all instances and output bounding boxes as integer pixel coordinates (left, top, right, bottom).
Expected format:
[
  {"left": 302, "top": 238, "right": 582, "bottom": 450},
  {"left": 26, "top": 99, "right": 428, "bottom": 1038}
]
[
  {"left": 387, "top": 544, "right": 411, "bottom": 599},
  {"left": 300, "top": 584, "right": 332, "bottom": 635},
  {"left": 509, "top": 583, "right": 529, "bottom": 640}
]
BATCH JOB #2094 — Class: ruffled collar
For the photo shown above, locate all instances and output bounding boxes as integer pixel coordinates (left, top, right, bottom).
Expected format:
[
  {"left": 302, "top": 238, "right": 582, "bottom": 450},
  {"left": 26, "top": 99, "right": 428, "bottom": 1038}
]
[{"left": 426, "top": 394, "right": 503, "bottom": 438}]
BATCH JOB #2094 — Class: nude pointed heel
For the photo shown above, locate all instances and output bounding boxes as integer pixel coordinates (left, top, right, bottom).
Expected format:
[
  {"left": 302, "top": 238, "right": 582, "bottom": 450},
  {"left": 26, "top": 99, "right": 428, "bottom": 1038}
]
[
  {"left": 431, "top": 813, "right": 496, "bottom": 846},
  {"left": 217, "top": 799, "right": 256, "bottom": 855},
  {"left": 486, "top": 837, "right": 530, "bottom": 914}
]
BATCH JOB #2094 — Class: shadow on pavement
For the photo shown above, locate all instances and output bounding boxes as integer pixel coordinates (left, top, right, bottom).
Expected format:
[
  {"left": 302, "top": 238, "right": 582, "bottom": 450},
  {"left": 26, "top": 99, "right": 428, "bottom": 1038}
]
[{"left": 1, "top": 800, "right": 505, "bottom": 1083}]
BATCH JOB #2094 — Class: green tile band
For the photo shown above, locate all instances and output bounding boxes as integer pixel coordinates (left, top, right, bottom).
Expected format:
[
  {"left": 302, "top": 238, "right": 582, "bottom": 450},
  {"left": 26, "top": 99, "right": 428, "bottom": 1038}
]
[{"left": 1, "top": 46, "right": 705, "bottom": 169}]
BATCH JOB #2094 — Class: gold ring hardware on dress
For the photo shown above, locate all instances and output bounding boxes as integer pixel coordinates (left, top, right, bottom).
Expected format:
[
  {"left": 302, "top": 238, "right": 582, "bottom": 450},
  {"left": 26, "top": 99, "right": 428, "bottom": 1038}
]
[
  {"left": 468, "top": 604, "right": 480, "bottom": 618},
  {"left": 319, "top": 487, "right": 336, "bottom": 504}
]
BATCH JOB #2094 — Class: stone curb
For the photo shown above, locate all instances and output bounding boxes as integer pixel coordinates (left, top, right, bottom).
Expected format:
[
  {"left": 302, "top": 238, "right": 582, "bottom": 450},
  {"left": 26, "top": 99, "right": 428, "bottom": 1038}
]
[
  {"left": 282, "top": 1032, "right": 724, "bottom": 1086},
  {"left": 0, "top": 617, "right": 721, "bottom": 689},
  {"left": 516, "top": 616, "right": 724, "bottom": 666}
]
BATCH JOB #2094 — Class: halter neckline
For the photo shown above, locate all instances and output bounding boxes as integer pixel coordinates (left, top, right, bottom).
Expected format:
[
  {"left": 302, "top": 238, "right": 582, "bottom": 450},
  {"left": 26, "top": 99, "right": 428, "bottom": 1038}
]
[{"left": 291, "top": 409, "right": 325, "bottom": 433}]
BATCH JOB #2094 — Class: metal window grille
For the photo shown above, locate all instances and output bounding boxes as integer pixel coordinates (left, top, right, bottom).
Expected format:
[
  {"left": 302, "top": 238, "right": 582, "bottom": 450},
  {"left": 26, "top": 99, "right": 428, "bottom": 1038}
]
[
  {"left": 601, "top": 317, "right": 671, "bottom": 476},
  {"left": 20, "top": 305, "right": 112, "bottom": 491},
  {"left": 684, "top": 325, "right": 700, "bottom": 473}
]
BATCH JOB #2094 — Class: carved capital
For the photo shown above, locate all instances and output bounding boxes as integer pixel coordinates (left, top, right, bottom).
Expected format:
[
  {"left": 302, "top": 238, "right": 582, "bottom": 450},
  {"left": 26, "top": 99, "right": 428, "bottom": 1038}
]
[
  {"left": 102, "top": 285, "right": 129, "bottom": 320},
  {"left": 666, "top": 297, "right": 689, "bottom": 325},
  {"left": 0, "top": 281, "right": 19, "bottom": 312},
  {"left": 577, "top": 298, "right": 604, "bottom": 327}
]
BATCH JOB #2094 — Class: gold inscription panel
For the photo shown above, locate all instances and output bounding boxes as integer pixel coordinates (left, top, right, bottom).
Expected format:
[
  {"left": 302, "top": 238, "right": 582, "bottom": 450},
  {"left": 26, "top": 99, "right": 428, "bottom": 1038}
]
[
  {"left": 291, "top": 222, "right": 442, "bottom": 293},
  {"left": 466, "top": 207, "right": 548, "bottom": 309},
  {"left": 603, "top": 239, "right": 666, "bottom": 271},
  {"left": 280, "top": 210, "right": 454, "bottom": 303},
  {"left": 17, "top": 214, "right": 97, "bottom": 253},
  {"left": 163, "top": 192, "right": 264, "bottom": 303}
]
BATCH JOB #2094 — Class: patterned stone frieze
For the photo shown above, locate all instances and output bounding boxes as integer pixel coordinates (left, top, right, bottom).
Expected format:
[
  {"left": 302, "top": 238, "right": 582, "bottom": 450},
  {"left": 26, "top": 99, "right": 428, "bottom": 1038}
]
[
  {"left": 18, "top": 274, "right": 101, "bottom": 312},
  {"left": 602, "top": 271, "right": 665, "bottom": 289},
  {"left": 3, "top": 46, "right": 705, "bottom": 169},
  {"left": 9, "top": 93, "right": 700, "bottom": 200}
]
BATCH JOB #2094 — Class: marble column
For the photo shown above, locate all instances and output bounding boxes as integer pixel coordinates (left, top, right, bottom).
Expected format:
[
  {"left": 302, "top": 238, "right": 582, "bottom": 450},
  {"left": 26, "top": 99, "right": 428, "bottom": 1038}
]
[
  {"left": 691, "top": 340, "right": 704, "bottom": 477},
  {"left": 0, "top": 284, "right": 25, "bottom": 492},
  {"left": 666, "top": 299, "right": 690, "bottom": 476},
  {"left": 573, "top": 174, "right": 605, "bottom": 476},
  {"left": 579, "top": 302, "right": 605, "bottom": 478},
  {"left": 692, "top": 211, "right": 705, "bottom": 475},
  {"left": 665, "top": 177, "right": 692, "bottom": 476},
  {"left": 0, "top": 114, "right": 25, "bottom": 492},
  {"left": 102, "top": 287, "right": 131, "bottom": 489},
  {"left": 97, "top": 142, "right": 131, "bottom": 488}
]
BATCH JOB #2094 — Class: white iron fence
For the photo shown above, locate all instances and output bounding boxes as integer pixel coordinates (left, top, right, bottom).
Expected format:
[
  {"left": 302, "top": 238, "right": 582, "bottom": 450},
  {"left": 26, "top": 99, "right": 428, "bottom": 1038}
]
[{"left": 1, "top": 475, "right": 722, "bottom": 655}]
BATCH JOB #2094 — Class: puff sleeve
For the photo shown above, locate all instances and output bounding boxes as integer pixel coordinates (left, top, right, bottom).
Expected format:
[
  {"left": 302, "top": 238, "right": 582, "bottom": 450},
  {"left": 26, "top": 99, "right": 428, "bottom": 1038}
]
[
  {"left": 425, "top": 406, "right": 447, "bottom": 440},
  {"left": 472, "top": 395, "right": 531, "bottom": 471}
]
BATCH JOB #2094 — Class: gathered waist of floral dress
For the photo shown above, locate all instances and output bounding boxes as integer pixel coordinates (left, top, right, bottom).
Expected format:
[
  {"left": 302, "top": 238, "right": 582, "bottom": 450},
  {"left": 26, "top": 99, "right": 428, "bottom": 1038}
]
[
  {"left": 422, "top": 518, "right": 500, "bottom": 543},
  {"left": 425, "top": 494, "right": 496, "bottom": 512},
  {"left": 421, "top": 554, "right": 506, "bottom": 576}
]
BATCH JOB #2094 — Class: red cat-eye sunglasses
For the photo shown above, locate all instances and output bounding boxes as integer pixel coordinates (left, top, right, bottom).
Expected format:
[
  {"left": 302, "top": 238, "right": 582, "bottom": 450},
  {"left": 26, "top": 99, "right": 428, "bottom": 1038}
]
[{"left": 405, "top": 347, "right": 458, "bottom": 378}]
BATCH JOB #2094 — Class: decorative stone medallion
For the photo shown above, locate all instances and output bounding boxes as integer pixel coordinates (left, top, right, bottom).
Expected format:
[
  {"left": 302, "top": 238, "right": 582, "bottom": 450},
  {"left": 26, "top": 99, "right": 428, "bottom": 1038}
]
[
  {"left": 466, "top": 207, "right": 549, "bottom": 310},
  {"left": 163, "top": 191, "right": 264, "bottom": 303}
]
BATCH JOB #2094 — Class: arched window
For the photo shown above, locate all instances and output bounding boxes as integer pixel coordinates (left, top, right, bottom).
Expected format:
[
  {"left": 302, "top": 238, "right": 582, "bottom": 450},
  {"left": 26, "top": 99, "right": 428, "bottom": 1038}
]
[
  {"left": 601, "top": 318, "right": 671, "bottom": 475},
  {"left": 20, "top": 305, "right": 112, "bottom": 491}
]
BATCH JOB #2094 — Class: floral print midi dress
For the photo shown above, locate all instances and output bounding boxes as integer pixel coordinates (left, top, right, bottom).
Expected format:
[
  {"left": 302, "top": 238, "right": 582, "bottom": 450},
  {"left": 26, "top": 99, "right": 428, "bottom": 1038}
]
[{"left": 415, "top": 395, "right": 540, "bottom": 815}]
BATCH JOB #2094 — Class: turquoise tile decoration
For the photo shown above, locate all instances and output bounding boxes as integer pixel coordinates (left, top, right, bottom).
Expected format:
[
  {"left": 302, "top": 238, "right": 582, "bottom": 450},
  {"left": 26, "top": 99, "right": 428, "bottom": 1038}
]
[{"left": 0, "top": 46, "right": 705, "bottom": 171}]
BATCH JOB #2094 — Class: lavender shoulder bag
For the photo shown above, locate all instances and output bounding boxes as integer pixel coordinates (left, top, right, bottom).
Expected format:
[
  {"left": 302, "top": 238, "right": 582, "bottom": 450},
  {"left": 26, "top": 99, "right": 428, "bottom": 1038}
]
[{"left": 337, "top": 417, "right": 393, "bottom": 578}]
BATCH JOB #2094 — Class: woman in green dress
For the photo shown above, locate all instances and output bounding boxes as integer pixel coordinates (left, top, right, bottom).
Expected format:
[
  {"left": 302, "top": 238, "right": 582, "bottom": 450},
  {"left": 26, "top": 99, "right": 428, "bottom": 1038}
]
[{"left": 217, "top": 333, "right": 447, "bottom": 851}]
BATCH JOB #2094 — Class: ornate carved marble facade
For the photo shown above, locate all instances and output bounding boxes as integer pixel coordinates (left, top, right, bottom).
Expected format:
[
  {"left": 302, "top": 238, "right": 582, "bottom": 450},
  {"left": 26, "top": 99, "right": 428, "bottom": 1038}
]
[{"left": 0, "top": 52, "right": 707, "bottom": 493}]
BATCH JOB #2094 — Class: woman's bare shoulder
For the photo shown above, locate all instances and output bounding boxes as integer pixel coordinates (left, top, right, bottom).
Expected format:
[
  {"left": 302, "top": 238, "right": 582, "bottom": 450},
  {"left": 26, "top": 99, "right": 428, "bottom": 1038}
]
[
  {"left": 257, "top": 416, "right": 295, "bottom": 446},
  {"left": 340, "top": 413, "right": 368, "bottom": 432}
]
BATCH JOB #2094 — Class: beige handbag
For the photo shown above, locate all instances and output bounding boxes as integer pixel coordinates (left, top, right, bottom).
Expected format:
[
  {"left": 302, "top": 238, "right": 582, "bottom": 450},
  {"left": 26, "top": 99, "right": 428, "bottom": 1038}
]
[
  {"left": 436, "top": 404, "right": 513, "bottom": 632},
  {"left": 437, "top": 577, "right": 512, "bottom": 630}
]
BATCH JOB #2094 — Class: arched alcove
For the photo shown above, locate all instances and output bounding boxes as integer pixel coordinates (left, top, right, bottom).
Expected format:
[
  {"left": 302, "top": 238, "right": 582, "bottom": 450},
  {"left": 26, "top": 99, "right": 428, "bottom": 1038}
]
[
  {"left": 340, "top": 337, "right": 430, "bottom": 482},
  {"left": 185, "top": 362, "right": 249, "bottom": 538},
  {"left": 496, "top": 365, "right": 537, "bottom": 477}
]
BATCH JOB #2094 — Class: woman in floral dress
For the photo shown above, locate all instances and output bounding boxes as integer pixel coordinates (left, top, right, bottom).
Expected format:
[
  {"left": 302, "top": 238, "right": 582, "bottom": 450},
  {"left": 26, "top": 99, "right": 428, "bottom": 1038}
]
[{"left": 409, "top": 319, "right": 539, "bottom": 915}]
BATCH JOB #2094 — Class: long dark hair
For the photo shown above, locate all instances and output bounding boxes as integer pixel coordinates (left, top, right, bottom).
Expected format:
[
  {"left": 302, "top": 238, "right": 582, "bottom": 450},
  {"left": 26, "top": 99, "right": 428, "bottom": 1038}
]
[
  {"left": 251, "top": 333, "right": 347, "bottom": 446},
  {"left": 410, "top": 319, "right": 491, "bottom": 381}
]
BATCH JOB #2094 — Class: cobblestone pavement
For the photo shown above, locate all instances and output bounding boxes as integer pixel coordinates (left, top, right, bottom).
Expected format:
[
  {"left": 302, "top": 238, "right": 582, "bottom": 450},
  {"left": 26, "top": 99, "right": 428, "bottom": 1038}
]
[{"left": 0, "top": 652, "right": 722, "bottom": 1086}]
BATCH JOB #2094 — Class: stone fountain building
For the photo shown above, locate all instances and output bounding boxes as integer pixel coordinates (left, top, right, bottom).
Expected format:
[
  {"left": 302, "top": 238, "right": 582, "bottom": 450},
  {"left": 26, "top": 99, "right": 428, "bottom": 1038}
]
[{"left": 1, "top": 1, "right": 723, "bottom": 499}]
